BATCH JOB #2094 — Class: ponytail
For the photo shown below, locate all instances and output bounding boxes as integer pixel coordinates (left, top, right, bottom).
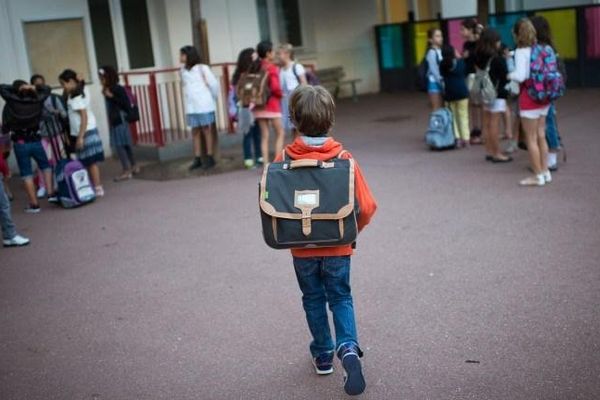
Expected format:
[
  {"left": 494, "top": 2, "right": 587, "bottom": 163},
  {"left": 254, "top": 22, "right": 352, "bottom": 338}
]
[{"left": 58, "top": 69, "right": 85, "bottom": 98}]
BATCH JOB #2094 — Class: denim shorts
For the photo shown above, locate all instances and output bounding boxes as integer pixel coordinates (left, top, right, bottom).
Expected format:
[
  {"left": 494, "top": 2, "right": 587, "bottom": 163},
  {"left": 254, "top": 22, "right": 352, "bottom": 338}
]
[
  {"left": 427, "top": 80, "right": 443, "bottom": 94},
  {"left": 13, "top": 140, "right": 50, "bottom": 179}
]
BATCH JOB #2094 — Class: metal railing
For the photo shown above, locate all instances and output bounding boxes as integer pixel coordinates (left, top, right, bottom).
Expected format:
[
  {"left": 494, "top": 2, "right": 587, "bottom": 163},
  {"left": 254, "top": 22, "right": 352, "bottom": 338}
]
[{"left": 120, "top": 63, "right": 235, "bottom": 147}]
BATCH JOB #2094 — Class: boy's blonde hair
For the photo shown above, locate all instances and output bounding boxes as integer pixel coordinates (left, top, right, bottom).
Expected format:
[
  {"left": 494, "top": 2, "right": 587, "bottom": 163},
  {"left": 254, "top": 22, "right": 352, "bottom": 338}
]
[
  {"left": 278, "top": 43, "right": 294, "bottom": 59},
  {"left": 289, "top": 85, "right": 335, "bottom": 137},
  {"left": 514, "top": 18, "right": 537, "bottom": 48}
]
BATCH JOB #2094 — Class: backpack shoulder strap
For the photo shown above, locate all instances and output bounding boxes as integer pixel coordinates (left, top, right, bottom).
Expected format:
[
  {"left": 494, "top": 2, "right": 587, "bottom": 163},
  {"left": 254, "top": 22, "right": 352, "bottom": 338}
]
[
  {"left": 282, "top": 149, "right": 289, "bottom": 161},
  {"left": 337, "top": 150, "right": 350, "bottom": 159}
]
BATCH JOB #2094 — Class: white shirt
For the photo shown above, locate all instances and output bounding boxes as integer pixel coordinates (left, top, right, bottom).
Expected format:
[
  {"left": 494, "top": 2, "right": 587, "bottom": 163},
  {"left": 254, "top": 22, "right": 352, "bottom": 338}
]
[
  {"left": 280, "top": 62, "right": 306, "bottom": 94},
  {"left": 67, "top": 88, "right": 97, "bottom": 136},
  {"left": 508, "top": 47, "right": 531, "bottom": 83},
  {"left": 181, "top": 64, "right": 220, "bottom": 114}
]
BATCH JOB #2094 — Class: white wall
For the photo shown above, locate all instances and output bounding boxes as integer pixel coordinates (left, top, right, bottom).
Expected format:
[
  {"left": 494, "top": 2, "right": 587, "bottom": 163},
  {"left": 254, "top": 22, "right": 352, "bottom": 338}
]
[
  {"left": 0, "top": 0, "right": 111, "bottom": 155},
  {"left": 300, "top": 0, "right": 380, "bottom": 95},
  {"left": 165, "top": 0, "right": 193, "bottom": 66}
]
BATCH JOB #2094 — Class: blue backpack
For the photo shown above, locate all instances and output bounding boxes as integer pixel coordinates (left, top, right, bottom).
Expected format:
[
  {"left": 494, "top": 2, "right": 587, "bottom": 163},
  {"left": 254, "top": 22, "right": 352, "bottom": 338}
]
[{"left": 425, "top": 108, "right": 455, "bottom": 150}]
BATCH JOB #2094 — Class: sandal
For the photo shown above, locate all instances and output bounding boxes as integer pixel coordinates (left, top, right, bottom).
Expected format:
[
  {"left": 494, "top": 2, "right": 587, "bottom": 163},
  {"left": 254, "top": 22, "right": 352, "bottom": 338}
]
[
  {"left": 491, "top": 156, "right": 513, "bottom": 163},
  {"left": 114, "top": 172, "right": 132, "bottom": 182}
]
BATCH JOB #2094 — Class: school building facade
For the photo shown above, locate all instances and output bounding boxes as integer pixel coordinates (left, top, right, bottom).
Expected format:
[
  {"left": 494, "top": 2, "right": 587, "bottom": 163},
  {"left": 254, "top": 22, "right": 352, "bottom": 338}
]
[{"left": 0, "top": 0, "right": 597, "bottom": 155}]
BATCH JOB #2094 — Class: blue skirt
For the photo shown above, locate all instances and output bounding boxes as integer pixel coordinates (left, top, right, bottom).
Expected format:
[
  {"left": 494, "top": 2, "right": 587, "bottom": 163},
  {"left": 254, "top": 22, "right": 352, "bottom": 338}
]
[
  {"left": 76, "top": 128, "right": 105, "bottom": 167},
  {"left": 186, "top": 112, "right": 215, "bottom": 128},
  {"left": 110, "top": 122, "right": 133, "bottom": 148}
]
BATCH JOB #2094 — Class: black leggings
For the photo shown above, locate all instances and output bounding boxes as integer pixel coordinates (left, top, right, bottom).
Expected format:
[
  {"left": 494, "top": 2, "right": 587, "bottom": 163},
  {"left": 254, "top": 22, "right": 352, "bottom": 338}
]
[{"left": 115, "top": 145, "right": 136, "bottom": 171}]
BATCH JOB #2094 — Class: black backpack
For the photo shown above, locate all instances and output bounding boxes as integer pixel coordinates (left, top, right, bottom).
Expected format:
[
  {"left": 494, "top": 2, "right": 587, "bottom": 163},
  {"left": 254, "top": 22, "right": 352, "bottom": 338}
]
[
  {"left": 416, "top": 57, "right": 429, "bottom": 92},
  {"left": 0, "top": 87, "right": 46, "bottom": 134}
]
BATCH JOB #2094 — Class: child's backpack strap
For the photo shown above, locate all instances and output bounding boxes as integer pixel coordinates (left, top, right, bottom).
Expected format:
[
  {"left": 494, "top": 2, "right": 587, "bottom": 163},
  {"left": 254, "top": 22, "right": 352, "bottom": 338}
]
[
  {"left": 282, "top": 149, "right": 289, "bottom": 161},
  {"left": 337, "top": 150, "right": 350, "bottom": 159}
]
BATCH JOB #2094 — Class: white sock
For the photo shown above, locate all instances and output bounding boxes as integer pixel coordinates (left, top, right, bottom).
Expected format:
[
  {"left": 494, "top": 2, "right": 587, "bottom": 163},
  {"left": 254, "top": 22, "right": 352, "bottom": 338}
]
[{"left": 547, "top": 152, "right": 557, "bottom": 167}]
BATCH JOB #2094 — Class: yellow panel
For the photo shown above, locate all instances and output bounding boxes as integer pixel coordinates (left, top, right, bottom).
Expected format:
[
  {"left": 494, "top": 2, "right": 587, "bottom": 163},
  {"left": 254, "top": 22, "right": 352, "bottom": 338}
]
[
  {"left": 414, "top": 21, "right": 440, "bottom": 64},
  {"left": 535, "top": 9, "right": 578, "bottom": 60},
  {"left": 389, "top": 0, "right": 409, "bottom": 23}
]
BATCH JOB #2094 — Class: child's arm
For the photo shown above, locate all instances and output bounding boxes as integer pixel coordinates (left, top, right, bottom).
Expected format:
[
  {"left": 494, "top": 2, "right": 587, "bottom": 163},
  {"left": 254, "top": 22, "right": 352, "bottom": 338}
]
[
  {"left": 75, "top": 109, "right": 87, "bottom": 150},
  {"left": 354, "top": 161, "right": 377, "bottom": 232},
  {"left": 508, "top": 48, "right": 529, "bottom": 83},
  {"left": 203, "top": 65, "right": 220, "bottom": 99},
  {"left": 269, "top": 66, "right": 283, "bottom": 99}
]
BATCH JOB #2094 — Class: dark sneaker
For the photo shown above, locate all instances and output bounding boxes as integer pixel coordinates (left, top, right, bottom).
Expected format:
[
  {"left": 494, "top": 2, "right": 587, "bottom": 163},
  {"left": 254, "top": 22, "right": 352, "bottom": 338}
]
[
  {"left": 312, "top": 351, "right": 334, "bottom": 375},
  {"left": 47, "top": 195, "right": 59, "bottom": 204},
  {"left": 338, "top": 344, "right": 366, "bottom": 396},
  {"left": 189, "top": 157, "right": 203, "bottom": 171},
  {"left": 24, "top": 204, "right": 41, "bottom": 214},
  {"left": 203, "top": 155, "right": 216, "bottom": 170}
]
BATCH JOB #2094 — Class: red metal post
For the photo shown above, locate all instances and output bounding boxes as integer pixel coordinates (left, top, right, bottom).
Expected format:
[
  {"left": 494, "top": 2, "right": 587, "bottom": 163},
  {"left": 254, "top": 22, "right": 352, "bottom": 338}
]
[
  {"left": 122, "top": 73, "right": 139, "bottom": 145},
  {"left": 148, "top": 72, "right": 165, "bottom": 147},
  {"left": 222, "top": 64, "right": 235, "bottom": 134}
]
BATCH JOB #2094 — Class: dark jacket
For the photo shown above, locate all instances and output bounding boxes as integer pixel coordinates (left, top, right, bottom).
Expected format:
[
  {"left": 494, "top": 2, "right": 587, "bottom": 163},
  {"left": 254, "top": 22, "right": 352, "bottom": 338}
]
[
  {"left": 441, "top": 59, "right": 469, "bottom": 101},
  {"left": 462, "top": 40, "right": 477, "bottom": 74},
  {"left": 0, "top": 84, "right": 50, "bottom": 141},
  {"left": 104, "top": 85, "right": 131, "bottom": 127},
  {"left": 474, "top": 53, "right": 509, "bottom": 99}
]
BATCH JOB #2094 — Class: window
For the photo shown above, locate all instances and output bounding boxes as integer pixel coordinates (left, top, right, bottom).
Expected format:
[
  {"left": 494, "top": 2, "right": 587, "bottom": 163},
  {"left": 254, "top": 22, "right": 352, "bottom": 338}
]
[
  {"left": 255, "top": 0, "right": 303, "bottom": 46},
  {"left": 275, "top": 0, "right": 302, "bottom": 46},
  {"left": 23, "top": 18, "right": 91, "bottom": 86},
  {"left": 88, "top": 0, "right": 118, "bottom": 69},
  {"left": 256, "top": 0, "right": 271, "bottom": 42},
  {"left": 121, "top": 0, "right": 155, "bottom": 68}
]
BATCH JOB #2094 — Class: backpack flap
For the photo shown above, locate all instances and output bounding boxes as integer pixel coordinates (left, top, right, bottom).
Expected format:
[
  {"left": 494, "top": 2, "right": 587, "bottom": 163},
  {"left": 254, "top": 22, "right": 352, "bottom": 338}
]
[{"left": 259, "top": 158, "right": 358, "bottom": 249}]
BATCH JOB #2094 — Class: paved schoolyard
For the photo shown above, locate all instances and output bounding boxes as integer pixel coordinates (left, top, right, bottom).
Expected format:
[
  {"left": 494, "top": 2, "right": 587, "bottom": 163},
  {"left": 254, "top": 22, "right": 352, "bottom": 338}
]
[{"left": 1, "top": 90, "right": 599, "bottom": 400}]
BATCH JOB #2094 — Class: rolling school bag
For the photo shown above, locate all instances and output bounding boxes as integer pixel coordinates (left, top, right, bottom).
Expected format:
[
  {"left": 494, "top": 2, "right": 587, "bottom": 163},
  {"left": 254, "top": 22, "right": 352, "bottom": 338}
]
[
  {"left": 259, "top": 151, "right": 359, "bottom": 249},
  {"left": 45, "top": 121, "right": 95, "bottom": 208},
  {"left": 425, "top": 107, "right": 455, "bottom": 150}
]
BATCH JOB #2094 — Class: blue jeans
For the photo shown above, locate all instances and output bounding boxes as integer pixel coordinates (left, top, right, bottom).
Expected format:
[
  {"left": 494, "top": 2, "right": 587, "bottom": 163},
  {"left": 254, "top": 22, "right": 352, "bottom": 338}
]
[
  {"left": 0, "top": 179, "right": 16, "bottom": 240},
  {"left": 545, "top": 103, "right": 561, "bottom": 150},
  {"left": 243, "top": 122, "right": 261, "bottom": 162},
  {"left": 13, "top": 140, "right": 50, "bottom": 179},
  {"left": 293, "top": 256, "right": 359, "bottom": 357}
]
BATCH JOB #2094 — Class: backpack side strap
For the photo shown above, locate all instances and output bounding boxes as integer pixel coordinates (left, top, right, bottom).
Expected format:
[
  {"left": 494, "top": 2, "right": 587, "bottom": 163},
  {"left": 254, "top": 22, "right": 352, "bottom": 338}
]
[{"left": 337, "top": 150, "right": 350, "bottom": 159}]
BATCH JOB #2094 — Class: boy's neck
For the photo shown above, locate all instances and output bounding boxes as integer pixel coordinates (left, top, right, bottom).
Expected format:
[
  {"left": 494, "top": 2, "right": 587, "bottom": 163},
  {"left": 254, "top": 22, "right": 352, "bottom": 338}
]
[{"left": 301, "top": 135, "right": 329, "bottom": 147}]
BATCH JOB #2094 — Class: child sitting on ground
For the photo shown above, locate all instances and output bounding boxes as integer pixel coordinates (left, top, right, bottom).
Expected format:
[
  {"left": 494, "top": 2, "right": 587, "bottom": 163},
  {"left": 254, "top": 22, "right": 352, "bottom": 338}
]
[{"left": 273, "top": 85, "right": 377, "bottom": 396}]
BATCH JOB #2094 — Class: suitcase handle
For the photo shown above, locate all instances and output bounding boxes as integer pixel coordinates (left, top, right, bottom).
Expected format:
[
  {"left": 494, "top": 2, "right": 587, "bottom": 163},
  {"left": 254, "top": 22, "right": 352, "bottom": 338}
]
[{"left": 287, "top": 159, "right": 322, "bottom": 169}]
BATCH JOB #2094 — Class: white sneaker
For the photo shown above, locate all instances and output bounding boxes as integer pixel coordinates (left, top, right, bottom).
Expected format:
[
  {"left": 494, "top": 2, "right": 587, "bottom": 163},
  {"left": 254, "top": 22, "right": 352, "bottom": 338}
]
[
  {"left": 36, "top": 187, "right": 47, "bottom": 198},
  {"left": 543, "top": 170, "right": 552, "bottom": 183},
  {"left": 243, "top": 159, "right": 255, "bottom": 169},
  {"left": 3, "top": 234, "right": 30, "bottom": 247},
  {"left": 95, "top": 186, "right": 105, "bottom": 197},
  {"left": 519, "top": 174, "right": 545, "bottom": 187}
]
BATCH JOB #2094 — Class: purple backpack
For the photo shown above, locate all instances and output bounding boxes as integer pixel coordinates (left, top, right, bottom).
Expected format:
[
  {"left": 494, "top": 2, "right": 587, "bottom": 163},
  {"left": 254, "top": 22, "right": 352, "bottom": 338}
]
[{"left": 526, "top": 44, "right": 565, "bottom": 103}]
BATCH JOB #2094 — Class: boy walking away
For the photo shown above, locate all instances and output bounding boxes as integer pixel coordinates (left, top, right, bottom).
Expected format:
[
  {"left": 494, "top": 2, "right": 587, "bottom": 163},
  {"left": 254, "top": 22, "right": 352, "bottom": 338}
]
[
  {"left": 261, "top": 86, "right": 377, "bottom": 395},
  {"left": 1, "top": 80, "right": 58, "bottom": 212}
]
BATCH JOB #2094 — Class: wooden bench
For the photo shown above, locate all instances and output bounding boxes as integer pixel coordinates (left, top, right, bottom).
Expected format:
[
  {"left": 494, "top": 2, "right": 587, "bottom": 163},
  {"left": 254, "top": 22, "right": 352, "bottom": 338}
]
[{"left": 315, "top": 66, "right": 362, "bottom": 102}]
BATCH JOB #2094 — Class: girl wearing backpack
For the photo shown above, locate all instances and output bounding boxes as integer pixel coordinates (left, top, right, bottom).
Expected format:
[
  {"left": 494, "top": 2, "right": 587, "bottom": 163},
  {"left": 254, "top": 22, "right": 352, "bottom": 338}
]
[
  {"left": 474, "top": 28, "right": 512, "bottom": 163},
  {"left": 508, "top": 18, "right": 552, "bottom": 186},
  {"left": 99, "top": 66, "right": 139, "bottom": 181},
  {"left": 425, "top": 28, "right": 444, "bottom": 110},
  {"left": 531, "top": 15, "right": 562, "bottom": 172},
  {"left": 180, "top": 46, "right": 220, "bottom": 170},
  {"left": 277, "top": 43, "right": 307, "bottom": 138},
  {"left": 59, "top": 69, "right": 105, "bottom": 196},
  {"left": 440, "top": 45, "right": 470, "bottom": 147},
  {"left": 461, "top": 18, "right": 484, "bottom": 144},
  {"left": 232, "top": 48, "right": 263, "bottom": 169},
  {"left": 251, "top": 41, "right": 284, "bottom": 163}
]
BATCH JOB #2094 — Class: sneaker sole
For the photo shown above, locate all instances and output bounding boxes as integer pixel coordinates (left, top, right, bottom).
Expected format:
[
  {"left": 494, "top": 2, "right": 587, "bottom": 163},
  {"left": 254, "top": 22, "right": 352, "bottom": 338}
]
[
  {"left": 3, "top": 241, "right": 30, "bottom": 247},
  {"left": 25, "top": 209, "right": 41, "bottom": 214},
  {"left": 342, "top": 354, "right": 366, "bottom": 396},
  {"left": 313, "top": 365, "right": 334, "bottom": 375}
]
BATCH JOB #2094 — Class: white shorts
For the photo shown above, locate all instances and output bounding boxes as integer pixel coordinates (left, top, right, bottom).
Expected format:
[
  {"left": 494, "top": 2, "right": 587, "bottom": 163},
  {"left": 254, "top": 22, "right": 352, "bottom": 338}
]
[
  {"left": 520, "top": 105, "right": 551, "bottom": 119},
  {"left": 484, "top": 98, "right": 507, "bottom": 113}
]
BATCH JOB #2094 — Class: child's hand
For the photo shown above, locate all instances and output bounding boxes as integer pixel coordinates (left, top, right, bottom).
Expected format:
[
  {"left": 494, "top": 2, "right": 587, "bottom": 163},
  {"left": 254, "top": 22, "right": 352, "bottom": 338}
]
[
  {"left": 103, "top": 88, "right": 113, "bottom": 98},
  {"left": 76, "top": 137, "right": 84, "bottom": 150}
]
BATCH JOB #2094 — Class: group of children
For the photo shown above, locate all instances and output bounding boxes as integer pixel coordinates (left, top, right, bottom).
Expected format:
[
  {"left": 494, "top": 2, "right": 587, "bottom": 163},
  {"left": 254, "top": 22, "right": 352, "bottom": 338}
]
[
  {"left": 0, "top": 64, "right": 145, "bottom": 246},
  {"left": 425, "top": 16, "right": 564, "bottom": 186}
]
